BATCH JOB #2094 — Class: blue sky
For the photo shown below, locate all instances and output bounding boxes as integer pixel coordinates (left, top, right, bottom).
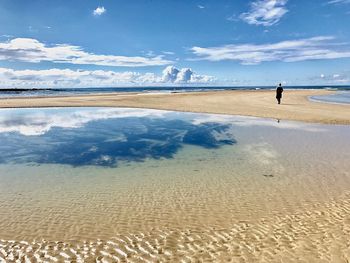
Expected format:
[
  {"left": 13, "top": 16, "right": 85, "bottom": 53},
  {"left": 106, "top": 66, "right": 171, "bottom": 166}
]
[{"left": 0, "top": 0, "right": 350, "bottom": 88}]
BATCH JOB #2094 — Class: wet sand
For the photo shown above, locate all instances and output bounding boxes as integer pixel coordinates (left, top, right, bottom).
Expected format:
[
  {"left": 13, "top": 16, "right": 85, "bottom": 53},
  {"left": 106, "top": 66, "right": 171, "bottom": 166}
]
[
  {"left": 1, "top": 89, "right": 350, "bottom": 124},
  {"left": 1, "top": 106, "right": 350, "bottom": 262},
  {"left": 1, "top": 193, "right": 349, "bottom": 262}
]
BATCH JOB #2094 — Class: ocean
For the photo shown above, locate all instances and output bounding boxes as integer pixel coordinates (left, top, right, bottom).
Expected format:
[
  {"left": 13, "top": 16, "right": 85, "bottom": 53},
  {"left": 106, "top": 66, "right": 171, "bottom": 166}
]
[{"left": 0, "top": 85, "right": 349, "bottom": 98}]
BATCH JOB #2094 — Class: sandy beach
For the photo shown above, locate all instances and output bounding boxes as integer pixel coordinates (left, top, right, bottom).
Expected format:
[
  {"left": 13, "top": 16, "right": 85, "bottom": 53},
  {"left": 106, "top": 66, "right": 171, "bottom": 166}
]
[
  {"left": 0, "top": 101, "right": 350, "bottom": 262},
  {"left": 2, "top": 0, "right": 350, "bottom": 261},
  {"left": 1, "top": 89, "right": 349, "bottom": 124}
]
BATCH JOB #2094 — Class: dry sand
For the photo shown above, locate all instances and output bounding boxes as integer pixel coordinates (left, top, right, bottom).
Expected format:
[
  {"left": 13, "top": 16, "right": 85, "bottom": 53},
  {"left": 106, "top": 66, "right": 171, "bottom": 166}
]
[{"left": 1, "top": 89, "right": 349, "bottom": 124}]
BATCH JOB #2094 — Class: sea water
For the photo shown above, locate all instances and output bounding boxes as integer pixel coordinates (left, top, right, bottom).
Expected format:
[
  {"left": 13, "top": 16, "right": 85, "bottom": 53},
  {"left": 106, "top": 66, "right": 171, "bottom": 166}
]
[
  {"left": 310, "top": 91, "right": 350, "bottom": 104},
  {"left": 1, "top": 85, "right": 349, "bottom": 98}
]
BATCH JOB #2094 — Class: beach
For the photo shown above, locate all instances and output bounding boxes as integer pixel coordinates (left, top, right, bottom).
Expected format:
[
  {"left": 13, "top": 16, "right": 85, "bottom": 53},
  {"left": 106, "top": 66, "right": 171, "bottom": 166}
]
[
  {"left": 2, "top": 0, "right": 350, "bottom": 261},
  {"left": 1, "top": 89, "right": 350, "bottom": 125},
  {"left": 0, "top": 92, "right": 350, "bottom": 262}
]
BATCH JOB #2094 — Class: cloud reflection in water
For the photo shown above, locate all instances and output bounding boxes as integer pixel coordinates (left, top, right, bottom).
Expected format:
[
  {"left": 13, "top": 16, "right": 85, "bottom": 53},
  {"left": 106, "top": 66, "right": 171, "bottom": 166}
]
[{"left": 0, "top": 108, "right": 236, "bottom": 167}]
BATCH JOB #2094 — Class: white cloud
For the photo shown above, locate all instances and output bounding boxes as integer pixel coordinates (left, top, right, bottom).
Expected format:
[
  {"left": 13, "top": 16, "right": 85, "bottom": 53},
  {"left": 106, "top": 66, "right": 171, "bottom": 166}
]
[
  {"left": 314, "top": 72, "right": 350, "bottom": 83},
  {"left": 198, "top": 5, "right": 205, "bottom": 9},
  {"left": 190, "top": 36, "right": 350, "bottom": 64},
  {"left": 162, "top": 51, "right": 175, "bottom": 55},
  {"left": 93, "top": 6, "right": 106, "bottom": 16},
  {"left": 0, "top": 34, "right": 13, "bottom": 38},
  {"left": 0, "top": 66, "right": 214, "bottom": 88},
  {"left": 162, "top": 66, "right": 180, "bottom": 82},
  {"left": 161, "top": 66, "right": 214, "bottom": 83},
  {"left": 240, "top": 0, "right": 288, "bottom": 26},
  {"left": 0, "top": 38, "right": 172, "bottom": 67},
  {"left": 176, "top": 68, "right": 194, "bottom": 82},
  {"left": 226, "top": 14, "right": 238, "bottom": 22},
  {"left": 331, "top": 73, "right": 349, "bottom": 83},
  {"left": 328, "top": 0, "right": 350, "bottom": 4}
]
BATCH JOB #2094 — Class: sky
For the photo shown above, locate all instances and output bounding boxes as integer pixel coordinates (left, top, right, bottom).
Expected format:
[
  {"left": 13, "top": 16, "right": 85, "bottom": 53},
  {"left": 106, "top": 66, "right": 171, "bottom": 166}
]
[{"left": 0, "top": 0, "right": 350, "bottom": 88}]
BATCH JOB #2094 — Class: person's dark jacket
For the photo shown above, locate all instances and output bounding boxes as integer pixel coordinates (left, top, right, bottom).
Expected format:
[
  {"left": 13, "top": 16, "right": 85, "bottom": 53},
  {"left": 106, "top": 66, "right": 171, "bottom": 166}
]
[{"left": 276, "top": 86, "right": 283, "bottom": 99}]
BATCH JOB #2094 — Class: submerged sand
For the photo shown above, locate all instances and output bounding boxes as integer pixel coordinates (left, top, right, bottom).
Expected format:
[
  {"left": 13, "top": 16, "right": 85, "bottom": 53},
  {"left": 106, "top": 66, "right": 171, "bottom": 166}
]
[
  {"left": 1, "top": 194, "right": 349, "bottom": 262},
  {"left": 0, "top": 106, "right": 350, "bottom": 262},
  {"left": 0, "top": 89, "right": 349, "bottom": 124}
]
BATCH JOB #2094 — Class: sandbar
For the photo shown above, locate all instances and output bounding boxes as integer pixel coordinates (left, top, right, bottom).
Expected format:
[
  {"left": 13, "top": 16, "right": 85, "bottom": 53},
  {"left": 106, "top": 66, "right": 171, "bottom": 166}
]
[{"left": 0, "top": 89, "right": 349, "bottom": 124}]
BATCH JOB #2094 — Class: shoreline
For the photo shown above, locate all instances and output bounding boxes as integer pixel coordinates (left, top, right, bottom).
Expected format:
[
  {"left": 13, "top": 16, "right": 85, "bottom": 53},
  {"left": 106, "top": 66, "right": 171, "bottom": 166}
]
[{"left": 1, "top": 89, "right": 349, "bottom": 125}]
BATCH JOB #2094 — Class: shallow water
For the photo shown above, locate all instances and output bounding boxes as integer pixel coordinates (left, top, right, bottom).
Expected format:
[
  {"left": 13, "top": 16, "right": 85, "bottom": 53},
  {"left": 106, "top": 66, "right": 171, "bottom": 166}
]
[
  {"left": 310, "top": 91, "right": 350, "bottom": 104},
  {"left": 0, "top": 108, "right": 350, "bottom": 262}
]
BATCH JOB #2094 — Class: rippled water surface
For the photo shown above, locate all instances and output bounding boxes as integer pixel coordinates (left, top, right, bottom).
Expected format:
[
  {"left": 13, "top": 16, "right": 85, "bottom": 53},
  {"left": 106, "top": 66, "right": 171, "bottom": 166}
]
[{"left": 0, "top": 107, "right": 350, "bottom": 262}]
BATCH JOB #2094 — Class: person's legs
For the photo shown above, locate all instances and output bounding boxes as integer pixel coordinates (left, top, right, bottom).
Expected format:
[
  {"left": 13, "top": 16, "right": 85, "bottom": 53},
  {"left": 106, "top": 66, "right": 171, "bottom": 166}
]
[{"left": 277, "top": 97, "right": 281, "bottom": 104}]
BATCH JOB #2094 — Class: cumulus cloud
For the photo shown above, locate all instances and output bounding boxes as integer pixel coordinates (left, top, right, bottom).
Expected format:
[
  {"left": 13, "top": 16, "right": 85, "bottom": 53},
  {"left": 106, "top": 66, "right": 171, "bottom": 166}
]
[
  {"left": 161, "top": 66, "right": 214, "bottom": 83},
  {"left": 0, "top": 66, "right": 214, "bottom": 88},
  {"left": 162, "top": 66, "right": 180, "bottom": 82},
  {"left": 0, "top": 38, "right": 172, "bottom": 67},
  {"left": 93, "top": 6, "right": 106, "bottom": 16},
  {"left": 240, "top": 0, "right": 288, "bottom": 26},
  {"left": 190, "top": 36, "right": 350, "bottom": 64}
]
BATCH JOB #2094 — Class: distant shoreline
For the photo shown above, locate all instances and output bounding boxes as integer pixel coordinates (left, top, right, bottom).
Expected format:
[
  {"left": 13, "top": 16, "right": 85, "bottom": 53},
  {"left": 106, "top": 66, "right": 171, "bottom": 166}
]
[
  {"left": 1, "top": 85, "right": 350, "bottom": 90},
  {"left": 0, "top": 86, "right": 349, "bottom": 100},
  {"left": 0, "top": 88, "right": 56, "bottom": 92}
]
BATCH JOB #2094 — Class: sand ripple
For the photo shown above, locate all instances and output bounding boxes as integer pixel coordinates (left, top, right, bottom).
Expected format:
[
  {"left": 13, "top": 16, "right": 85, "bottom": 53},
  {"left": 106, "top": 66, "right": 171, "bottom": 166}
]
[{"left": 1, "top": 195, "right": 350, "bottom": 263}]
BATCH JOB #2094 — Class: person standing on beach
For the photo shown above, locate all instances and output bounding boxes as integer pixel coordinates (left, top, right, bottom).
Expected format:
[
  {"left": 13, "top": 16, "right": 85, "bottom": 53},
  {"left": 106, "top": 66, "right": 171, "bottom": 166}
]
[{"left": 276, "top": 83, "right": 283, "bottom": 104}]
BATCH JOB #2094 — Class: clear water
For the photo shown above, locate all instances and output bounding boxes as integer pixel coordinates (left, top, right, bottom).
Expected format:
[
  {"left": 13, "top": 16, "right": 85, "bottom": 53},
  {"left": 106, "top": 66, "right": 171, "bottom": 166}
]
[
  {"left": 310, "top": 91, "right": 350, "bottom": 104},
  {"left": 0, "top": 108, "right": 236, "bottom": 167},
  {"left": 0, "top": 108, "right": 350, "bottom": 261}
]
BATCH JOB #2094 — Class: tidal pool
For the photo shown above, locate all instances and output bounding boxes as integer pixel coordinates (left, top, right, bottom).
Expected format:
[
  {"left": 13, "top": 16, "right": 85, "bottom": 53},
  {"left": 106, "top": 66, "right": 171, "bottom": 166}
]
[
  {"left": 310, "top": 90, "right": 350, "bottom": 105},
  {"left": 0, "top": 107, "right": 350, "bottom": 262}
]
